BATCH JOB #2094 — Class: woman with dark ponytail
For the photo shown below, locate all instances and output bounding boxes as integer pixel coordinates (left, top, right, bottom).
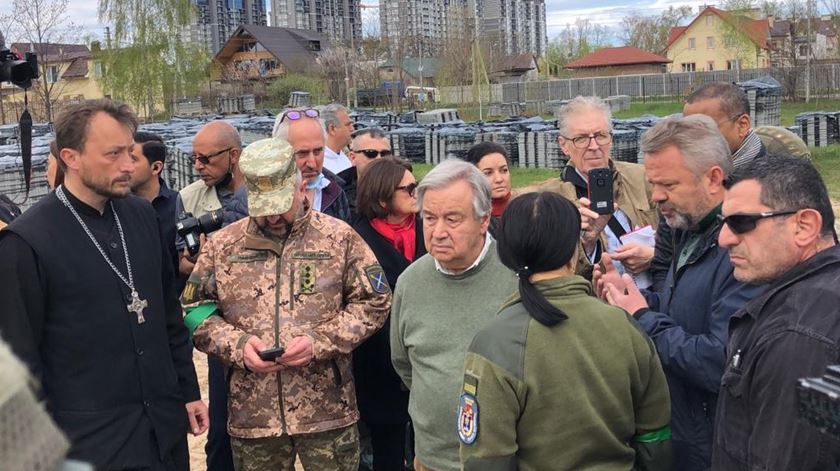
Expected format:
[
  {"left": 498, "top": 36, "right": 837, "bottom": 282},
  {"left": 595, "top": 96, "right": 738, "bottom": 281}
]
[{"left": 458, "top": 192, "right": 673, "bottom": 471}]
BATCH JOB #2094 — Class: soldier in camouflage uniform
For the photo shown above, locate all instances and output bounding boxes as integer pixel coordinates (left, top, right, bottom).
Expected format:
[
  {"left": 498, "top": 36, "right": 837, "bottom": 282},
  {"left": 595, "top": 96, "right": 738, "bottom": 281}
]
[{"left": 182, "top": 138, "right": 392, "bottom": 471}]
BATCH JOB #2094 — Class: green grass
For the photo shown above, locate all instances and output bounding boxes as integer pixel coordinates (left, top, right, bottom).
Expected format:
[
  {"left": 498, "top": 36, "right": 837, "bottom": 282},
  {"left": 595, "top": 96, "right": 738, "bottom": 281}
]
[
  {"left": 612, "top": 99, "right": 840, "bottom": 126},
  {"left": 412, "top": 164, "right": 556, "bottom": 188},
  {"left": 812, "top": 145, "right": 840, "bottom": 200}
]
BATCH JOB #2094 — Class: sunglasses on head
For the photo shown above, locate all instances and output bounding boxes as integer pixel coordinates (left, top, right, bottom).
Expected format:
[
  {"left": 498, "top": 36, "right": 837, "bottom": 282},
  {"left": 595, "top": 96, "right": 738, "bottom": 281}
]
[
  {"left": 279, "top": 108, "right": 319, "bottom": 124},
  {"left": 396, "top": 182, "right": 418, "bottom": 197},
  {"left": 353, "top": 149, "right": 393, "bottom": 159},
  {"left": 717, "top": 210, "right": 798, "bottom": 235},
  {"left": 190, "top": 147, "right": 232, "bottom": 166}
]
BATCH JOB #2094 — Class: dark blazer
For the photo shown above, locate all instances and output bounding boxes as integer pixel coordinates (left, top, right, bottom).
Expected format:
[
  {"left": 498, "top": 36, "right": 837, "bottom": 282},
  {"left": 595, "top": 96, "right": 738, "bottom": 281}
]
[{"left": 351, "top": 214, "right": 426, "bottom": 424}]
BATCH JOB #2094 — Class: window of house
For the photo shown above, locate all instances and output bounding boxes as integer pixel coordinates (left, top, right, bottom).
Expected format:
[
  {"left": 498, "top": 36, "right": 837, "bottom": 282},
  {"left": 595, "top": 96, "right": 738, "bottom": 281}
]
[
  {"left": 706, "top": 15, "right": 713, "bottom": 26},
  {"left": 46, "top": 66, "right": 60, "bottom": 83},
  {"left": 707, "top": 36, "right": 715, "bottom": 49},
  {"left": 94, "top": 62, "right": 103, "bottom": 77},
  {"left": 688, "top": 38, "right": 696, "bottom": 50},
  {"left": 681, "top": 62, "right": 696, "bottom": 72},
  {"left": 726, "top": 59, "right": 741, "bottom": 70},
  {"left": 708, "top": 61, "right": 715, "bottom": 71},
  {"left": 799, "top": 44, "right": 809, "bottom": 56}
]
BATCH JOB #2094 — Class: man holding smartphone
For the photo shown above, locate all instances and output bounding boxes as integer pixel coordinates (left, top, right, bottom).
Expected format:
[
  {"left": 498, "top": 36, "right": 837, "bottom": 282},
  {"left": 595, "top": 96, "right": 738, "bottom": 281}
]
[
  {"left": 182, "top": 137, "right": 391, "bottom": 470},
  {"left": 518, "top": 96, "right": 659, "bottom": 282}
]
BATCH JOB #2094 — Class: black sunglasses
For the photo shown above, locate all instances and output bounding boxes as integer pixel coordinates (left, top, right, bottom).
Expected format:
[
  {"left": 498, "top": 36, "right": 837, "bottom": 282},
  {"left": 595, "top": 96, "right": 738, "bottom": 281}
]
[
  {"left": 190, "top": 147, "right": 232, "bottom": 165},
  {"left": 717, "top": 210, "right": 798, "bottom": 235},
  {"left": 396, "top": 182, "right": 418, "bottom": 197},
  {"left": 353, "top": 149, "right": 393, "bottom": 159},
  {"left": 279, "top": 108, "right": 319, "bottom": 124}
]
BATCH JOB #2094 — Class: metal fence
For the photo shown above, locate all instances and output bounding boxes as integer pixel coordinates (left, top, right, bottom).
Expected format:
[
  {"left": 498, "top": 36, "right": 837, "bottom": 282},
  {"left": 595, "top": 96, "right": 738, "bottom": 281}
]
[{"left": 437, "top": 65, "right": 840, "bottom": 105}]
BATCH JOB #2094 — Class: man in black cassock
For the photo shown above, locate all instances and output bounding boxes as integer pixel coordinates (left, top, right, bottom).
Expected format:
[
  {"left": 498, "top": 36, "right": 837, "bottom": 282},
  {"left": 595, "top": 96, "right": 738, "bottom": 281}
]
[{"left": 0, "top": 98, "right": 208, "bottom": 471}]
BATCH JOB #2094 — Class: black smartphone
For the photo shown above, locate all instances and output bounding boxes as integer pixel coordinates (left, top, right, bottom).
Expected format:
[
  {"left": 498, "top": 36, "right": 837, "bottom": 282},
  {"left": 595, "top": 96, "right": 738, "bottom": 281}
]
[
  {"left": 257, "top": 346, "right": 286, "bottom": 362},
  {"left": 587, "top": 167, "right": 614, "bottom": 216}
]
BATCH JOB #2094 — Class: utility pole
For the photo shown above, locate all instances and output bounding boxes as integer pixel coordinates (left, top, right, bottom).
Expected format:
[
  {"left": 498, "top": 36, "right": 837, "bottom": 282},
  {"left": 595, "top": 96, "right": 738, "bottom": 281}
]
[{"left": 806, "top": 0, "right": 812, "bottom": 103}]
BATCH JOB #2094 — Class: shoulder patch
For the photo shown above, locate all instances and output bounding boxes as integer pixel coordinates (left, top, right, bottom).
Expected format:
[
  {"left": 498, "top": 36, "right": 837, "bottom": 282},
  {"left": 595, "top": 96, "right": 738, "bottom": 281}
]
[
  {"left": 364, "top": 265, "right": 390, "bottom": 294},
  {"left": 458, "top": 390, "right": 479, "bottom": 445}
]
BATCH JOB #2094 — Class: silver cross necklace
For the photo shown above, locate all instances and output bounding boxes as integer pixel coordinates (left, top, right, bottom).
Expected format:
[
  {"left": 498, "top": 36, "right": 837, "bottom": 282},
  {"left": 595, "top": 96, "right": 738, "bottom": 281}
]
[{"left": 56, "top": 185, "right": 148, "bottom": 324}]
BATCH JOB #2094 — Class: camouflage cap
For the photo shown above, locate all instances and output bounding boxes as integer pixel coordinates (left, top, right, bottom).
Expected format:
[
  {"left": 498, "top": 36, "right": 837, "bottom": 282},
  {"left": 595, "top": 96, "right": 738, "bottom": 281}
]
[
  {"left": 755, "top": 126, "right": 812, "bottom": 160},
  {"left": 240, "top": 138, "right": 297, "bottom": 217}
]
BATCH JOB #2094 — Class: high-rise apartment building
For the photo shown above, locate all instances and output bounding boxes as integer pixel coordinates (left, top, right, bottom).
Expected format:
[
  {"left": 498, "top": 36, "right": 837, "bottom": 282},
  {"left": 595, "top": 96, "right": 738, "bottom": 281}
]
[
  {"left": 379, "top": 0, "right": 473, "bottom": 55},
  {"left": 379, "top": 0, "right": 545, "bottom": 56},
  {"left": 185, "top": 0, "right": 268, "bottom": 55},
  {"left": 272, "top": 0, "right": 362, "bottom": 44},
  {"left": 477, "top": 0, "right": 546, "bottom": 57}
]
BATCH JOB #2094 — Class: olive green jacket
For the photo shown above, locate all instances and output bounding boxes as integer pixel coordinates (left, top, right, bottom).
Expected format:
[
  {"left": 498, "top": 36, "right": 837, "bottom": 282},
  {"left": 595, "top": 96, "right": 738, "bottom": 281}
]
[
  {"left": 459, "top": 276, "right": 672, "bottom": 471},
  {"left": 515, "top": 160, "right": 659, "bottom": 279}
]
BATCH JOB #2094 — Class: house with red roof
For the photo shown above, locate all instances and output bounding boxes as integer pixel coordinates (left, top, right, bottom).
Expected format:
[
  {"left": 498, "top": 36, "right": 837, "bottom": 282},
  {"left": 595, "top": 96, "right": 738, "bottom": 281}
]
[
  {"left": 664, "top": 6, "right": 772, "bottom": 72},
  {"left": 564, "top": 46, "right": 671, "bottom": 77}
]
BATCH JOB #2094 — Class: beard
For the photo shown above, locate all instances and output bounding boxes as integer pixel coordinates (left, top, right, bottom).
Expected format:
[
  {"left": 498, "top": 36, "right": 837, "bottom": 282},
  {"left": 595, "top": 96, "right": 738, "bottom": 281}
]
[{"left": 81, "top": 170, "right": 132, "bottom": 199}]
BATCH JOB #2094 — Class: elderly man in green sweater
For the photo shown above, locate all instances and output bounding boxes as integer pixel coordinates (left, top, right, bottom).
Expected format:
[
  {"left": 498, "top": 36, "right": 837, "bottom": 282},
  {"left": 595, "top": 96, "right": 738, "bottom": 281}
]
[{"left": 390, "top": 159, "right": 518, "bottom": 471}]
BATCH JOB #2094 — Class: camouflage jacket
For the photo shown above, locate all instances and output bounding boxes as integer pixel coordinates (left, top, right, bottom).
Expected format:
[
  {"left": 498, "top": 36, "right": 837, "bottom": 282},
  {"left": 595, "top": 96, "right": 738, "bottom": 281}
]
[{"left": 183, "top": 206, "right": 392, "bottom": 438}]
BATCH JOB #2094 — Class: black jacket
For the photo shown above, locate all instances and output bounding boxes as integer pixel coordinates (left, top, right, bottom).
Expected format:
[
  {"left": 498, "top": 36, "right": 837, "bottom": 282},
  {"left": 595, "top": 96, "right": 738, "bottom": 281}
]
[
  {"left": 637, "top": 214, "right": 764, "bottom": 470},
  {"left": 713, "top": 245, "right": 840, "bottom": 471},
  {"left": 0, "top": 191, "right": 199, "bottom": 470},
  {"left": 337, "top": 165, "right": 358, "bottom": 220},
  {"left": 0, "top": 193, "right": 21, "bottom": 224},
  {"left": 351, "top": 215, "right": 426, "bottom": 424}
]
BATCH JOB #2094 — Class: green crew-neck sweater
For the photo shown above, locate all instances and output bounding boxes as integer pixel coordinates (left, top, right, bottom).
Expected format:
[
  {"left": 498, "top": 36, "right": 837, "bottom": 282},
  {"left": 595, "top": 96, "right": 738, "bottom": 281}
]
[{"left": 390, "top": 243, "right": 518, "bottom": 471}]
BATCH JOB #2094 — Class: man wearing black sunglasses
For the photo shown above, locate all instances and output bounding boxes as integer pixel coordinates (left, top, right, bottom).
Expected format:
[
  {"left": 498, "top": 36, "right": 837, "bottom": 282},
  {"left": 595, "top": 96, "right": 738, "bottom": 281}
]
[
  {"left": 595, "top": 115, "right": 765, "bottom": 471},
  {"left": 713, "top": 155, "right": 840, "bottom": 471},
  {"left": 338, "top": 128, "right": 393, "bottom": 220}
]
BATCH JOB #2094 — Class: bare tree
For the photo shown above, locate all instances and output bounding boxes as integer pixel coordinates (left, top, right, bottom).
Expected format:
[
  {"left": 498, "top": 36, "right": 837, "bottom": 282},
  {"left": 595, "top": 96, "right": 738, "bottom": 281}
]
[
  {"left": 2, "top": 0, "right": 78, "bottom": 122},
  {"left": 620, "top": 6, "right": 693, "bottom": 53}
]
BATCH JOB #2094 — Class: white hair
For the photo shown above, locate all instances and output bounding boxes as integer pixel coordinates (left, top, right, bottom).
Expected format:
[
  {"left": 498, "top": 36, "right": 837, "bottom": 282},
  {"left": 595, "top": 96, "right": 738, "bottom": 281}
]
[
  {"left": 417, "top": 159, "right": 491, "bottom": 219},
  {"left": 557, "top": 96, "right": 614, "bottom": 136}
]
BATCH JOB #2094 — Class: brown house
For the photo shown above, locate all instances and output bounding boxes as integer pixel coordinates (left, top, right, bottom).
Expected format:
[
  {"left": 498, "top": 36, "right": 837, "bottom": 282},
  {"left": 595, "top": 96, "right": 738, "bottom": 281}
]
[
  {"left": 213, "top": 25, "right": 327, "bottom": 81},
  {"left": 565, "top": 46, "right": 671, "bottom": 77}
]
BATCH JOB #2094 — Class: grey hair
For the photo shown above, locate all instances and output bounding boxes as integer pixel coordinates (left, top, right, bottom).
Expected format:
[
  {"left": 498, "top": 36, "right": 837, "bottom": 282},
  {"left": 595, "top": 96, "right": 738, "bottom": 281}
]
[
  {"left": 640, "top": 115, "right": 733, "bottom": 177},
  {"left": 417, "top": 159, "right": 491, "bottom": 219},
  {"left": 319, "top": 103, "right": 349, "bottom": 132},
  {"left": 272, "top": 108, "right": 327, "bottom": 144},
  {"left": 557, "top": 96, "right": 613, "bottom": 136}
]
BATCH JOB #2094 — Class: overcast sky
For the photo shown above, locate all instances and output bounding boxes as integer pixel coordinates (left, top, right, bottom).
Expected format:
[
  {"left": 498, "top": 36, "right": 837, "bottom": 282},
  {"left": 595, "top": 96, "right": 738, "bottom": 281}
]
[{"left": 48, "top": 0, "right": 714, "bottom": 45}]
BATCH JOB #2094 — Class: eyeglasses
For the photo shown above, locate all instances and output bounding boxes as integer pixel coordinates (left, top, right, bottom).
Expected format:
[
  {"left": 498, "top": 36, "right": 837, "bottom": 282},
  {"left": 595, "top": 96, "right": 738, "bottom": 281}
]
[
  {"left": 279, "top": 108, "right": 320, "bottom": 124},
  {"left": 190, "top": 147, "right": 232, "bottom": 166},
  {"left": 352, "top": 149, "right": 393, "bottom": 159},
  {"left": 396, "top": 182, "right": 418, "bottom": 197},
  {"left": 561, "top": 132, "right": 612, "bottom": 149},
  {"left": 717, "top": 210, "right": 798, "bottom": 235}
]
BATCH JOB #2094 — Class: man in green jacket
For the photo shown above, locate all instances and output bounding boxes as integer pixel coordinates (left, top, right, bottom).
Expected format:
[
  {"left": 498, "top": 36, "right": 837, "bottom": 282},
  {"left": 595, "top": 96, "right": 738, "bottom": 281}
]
[{"left": 390, "top": 159, "right": 518, "bottom": 471}]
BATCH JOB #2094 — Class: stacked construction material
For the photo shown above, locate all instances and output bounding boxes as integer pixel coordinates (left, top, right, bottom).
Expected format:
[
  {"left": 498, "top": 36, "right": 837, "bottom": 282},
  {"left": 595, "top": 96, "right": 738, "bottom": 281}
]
[
  {"left": 288, "top": 91, "right": 310, "bottom": 107},
  {"left": 424, "top": 126, "right": 481, "bottom": 164},
  {"left": 611, "top": 129, "right": 640, "bottom": 163},
  {"left": 389, "top": 127, "right": 427, "bottom": 163},
  {"left": 352, "top": 111, "right": 399, "bottom": 129},
  {"left": 737, "top": 76, "right": 782, "bottom": 127},
  {"left": 795, "top": 112, "right": 834, "bottom": 147},
  {"left": 417, "top": 109, "right": 460, "bottom": 125}
]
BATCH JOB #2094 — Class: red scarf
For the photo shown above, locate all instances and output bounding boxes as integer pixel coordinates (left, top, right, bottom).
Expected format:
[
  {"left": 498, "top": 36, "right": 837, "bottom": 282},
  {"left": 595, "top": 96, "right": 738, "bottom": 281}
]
[
  {"left": 492, "top": 192, "right": 512, "bottom": 218},
  {"left": 370, "top": 215, "right": 417, "bottom": 262}
]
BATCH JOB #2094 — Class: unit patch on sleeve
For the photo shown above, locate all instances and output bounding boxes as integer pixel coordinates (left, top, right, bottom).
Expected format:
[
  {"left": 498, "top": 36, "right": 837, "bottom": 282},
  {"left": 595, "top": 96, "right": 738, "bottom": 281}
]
[
  {"left": 458, "top": 374, "right": 480, "bottom": 445},
  {"left": 364, "top": 265, "right": 390, "bottom": 294}
]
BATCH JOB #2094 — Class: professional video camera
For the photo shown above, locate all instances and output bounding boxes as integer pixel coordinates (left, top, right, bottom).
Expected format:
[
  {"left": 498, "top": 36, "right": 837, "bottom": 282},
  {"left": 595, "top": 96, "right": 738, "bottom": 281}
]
[
  {"left": 797, "top": 365, "right": 840, "bottom": 440},
  {"left": 176, "top": 209, "right": 224, "bottom": 256},
  {"left": 0, "top": 30, "right": 38, "bottom": 89}
]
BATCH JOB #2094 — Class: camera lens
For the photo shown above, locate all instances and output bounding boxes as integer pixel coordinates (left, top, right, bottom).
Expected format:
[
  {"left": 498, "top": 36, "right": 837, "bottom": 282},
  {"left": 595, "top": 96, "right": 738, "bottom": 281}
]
[{"left": 597, "top": 179, "right": 606, "bottom": 186}]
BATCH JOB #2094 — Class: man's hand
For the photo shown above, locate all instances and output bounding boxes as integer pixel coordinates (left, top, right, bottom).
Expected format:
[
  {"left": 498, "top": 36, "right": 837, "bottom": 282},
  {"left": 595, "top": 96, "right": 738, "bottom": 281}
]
[
  {"left": 185, "top": 400, "right": 209, "bottom": 436},
  {"left": 578, "top": 197, "right": 615, "bottom": 254},
  {"left": 178, "top": 234, "right": 207, "bottom": 276},
  {"left": 279, "top": 336, "right": 314, "bottom": 367},
  {"left": 608, "top": 243, "right": 654, "bottom": 274},
  {"left": 592, "top": 254, "right": 625, "bottom": 300},
  {"left": 243, "top": 336, "right": 284, "bottom": 374},
  {"left": 605, "top": 273, "right": 649, "bottom": 315}
]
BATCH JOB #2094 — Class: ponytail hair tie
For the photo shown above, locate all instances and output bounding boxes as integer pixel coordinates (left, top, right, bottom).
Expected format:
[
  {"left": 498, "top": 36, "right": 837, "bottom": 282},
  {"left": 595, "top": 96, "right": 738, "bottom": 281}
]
[{"left": 516, "top": 266, "right": 534, "bottom": 279}]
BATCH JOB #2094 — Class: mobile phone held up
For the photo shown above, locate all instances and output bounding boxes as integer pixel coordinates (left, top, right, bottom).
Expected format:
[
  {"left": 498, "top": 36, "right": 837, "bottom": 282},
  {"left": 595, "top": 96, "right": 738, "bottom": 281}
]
[
  {"left": 587, "top": 167, "right": 614, "bottom": 216},
  {"left": 258, "top": 346, "right": 286, "bottom": 362}
]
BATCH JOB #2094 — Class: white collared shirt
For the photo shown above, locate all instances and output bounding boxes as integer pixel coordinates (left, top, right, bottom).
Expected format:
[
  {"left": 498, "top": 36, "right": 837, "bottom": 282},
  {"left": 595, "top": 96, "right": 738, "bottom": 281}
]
[
  {"left": 434, "top": 233, "right": 493, "bottom": 275},
  {"left": 310, "top": 174, "right": 331, "bottom": 212},
  {"left": 323, "top": 147, "right": 352, "bottom": 174}
]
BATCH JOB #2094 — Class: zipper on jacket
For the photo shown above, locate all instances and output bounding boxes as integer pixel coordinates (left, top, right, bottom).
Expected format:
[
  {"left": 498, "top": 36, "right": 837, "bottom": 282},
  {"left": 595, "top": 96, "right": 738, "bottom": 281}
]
[{"left": 274, "top": 251, "right": 288, "bottom": 433}]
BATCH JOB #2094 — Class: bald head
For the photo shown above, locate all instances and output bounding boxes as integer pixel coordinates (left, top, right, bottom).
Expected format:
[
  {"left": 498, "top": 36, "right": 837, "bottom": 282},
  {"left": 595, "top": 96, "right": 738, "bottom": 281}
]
[
  {"left": 192, "top": 120, "right": 243, "bottom": 187},
  {"left": 288, "top": 118, "right": 327, "bottom": 182}
]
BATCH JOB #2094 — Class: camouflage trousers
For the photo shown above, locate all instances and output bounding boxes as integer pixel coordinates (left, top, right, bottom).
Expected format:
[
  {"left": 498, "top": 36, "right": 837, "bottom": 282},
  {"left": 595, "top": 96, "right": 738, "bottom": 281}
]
[{"left": 230, "top": 424, "right": 360, "bottom": 471}]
